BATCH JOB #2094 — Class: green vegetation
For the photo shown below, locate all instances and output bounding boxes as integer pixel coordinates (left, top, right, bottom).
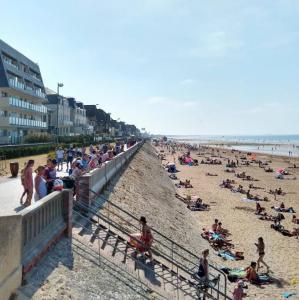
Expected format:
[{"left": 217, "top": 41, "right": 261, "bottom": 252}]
[{"left": 0, "top": 144, "right": 55, "bottom": 159}]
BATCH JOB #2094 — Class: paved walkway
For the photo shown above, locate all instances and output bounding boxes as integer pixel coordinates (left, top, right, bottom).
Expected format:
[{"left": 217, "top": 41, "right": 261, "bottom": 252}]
[{"left": 0, "top": 163, "right": 69, "bottom": 216}]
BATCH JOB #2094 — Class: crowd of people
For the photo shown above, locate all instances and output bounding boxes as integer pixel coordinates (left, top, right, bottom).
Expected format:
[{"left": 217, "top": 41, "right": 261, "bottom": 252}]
[{"left": 19, "top": 141, "right": 134, "bottom": 207}]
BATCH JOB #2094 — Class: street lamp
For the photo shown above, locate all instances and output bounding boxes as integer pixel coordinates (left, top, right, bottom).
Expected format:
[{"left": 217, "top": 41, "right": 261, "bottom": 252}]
[{"left": 56, "top": 83, "right": 64, "bottom": 142}]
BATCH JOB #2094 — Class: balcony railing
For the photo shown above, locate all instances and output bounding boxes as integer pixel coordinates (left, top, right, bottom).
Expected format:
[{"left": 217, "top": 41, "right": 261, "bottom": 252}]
[
  {"left": 3, "top": 57, "right": 19, "bottom": 70},
  {"left": 9, "top": 116, "right": 47, "bottom": 128},
  {"left": 9, "top": 78, "right": 25, "bottom": 90},
  {"left": 9, "top": 97, "right": 47, "bottom": 113},
  {"left": 8, "top": 79, "right": 47, "bottom": 99}
]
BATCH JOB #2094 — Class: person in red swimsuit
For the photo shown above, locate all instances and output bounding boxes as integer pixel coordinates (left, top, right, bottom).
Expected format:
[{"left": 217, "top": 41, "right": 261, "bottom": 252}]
[{"left": 135, "top": 216, "right": 154, "bottom": 263}]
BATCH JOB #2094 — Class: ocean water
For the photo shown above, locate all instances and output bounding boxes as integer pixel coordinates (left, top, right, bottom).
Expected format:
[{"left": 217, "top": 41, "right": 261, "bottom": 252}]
[{"left": 168, "top": 135, "right": 299, "bottom": 157}]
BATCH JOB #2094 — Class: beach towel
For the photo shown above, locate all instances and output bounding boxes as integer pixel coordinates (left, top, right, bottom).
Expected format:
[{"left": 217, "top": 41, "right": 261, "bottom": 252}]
[
  {"left": 242, "top": 198, "right": 256, "bottom": 203},
  {"left": 218, "top": 251, "right": 236, "bottom": 261},
  {"left": 218, "top": 250, "right": 244, "bottom": 261},
  {"left": 282, "top": 292, "right": 297, "bottom": 299}
]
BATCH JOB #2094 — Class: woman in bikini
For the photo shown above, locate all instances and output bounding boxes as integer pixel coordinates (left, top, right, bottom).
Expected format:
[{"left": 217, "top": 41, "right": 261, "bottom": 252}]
[{"left": 255, "top": 237, "right": 269, "bottom": 272}]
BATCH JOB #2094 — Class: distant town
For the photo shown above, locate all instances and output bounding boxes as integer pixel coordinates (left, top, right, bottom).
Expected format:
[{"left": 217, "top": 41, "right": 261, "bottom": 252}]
[{"left": 0, "top": 39, "right": 142, "bottom": 145}]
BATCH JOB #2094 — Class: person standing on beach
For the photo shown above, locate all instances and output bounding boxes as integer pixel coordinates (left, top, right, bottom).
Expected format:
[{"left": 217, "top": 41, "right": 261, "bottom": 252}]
[
  {"left": 255, "top": 237, "right": 269, "bottom": 272},
  {"left": 23, "top": 160, "right": 34, "bottom": 207}
]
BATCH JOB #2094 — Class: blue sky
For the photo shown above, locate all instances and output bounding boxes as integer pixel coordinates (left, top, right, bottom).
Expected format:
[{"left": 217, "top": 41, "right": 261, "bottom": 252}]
[{"left": 1, "top": 0, "right": 299, "bottom": 135}]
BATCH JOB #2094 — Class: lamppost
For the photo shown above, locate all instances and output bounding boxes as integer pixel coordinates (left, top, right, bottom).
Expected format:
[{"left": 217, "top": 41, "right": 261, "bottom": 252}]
[{"left": 56, "top": 83, "right": 64, "bottom": 142}]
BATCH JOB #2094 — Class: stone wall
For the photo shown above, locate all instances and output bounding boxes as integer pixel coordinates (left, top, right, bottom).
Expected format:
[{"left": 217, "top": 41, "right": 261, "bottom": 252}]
[
  {"left": 0, "top": 215, "right": 22, "bottom": 300},
  {"left": 77, "top": 142, "right": 142, "bottom": 205}
]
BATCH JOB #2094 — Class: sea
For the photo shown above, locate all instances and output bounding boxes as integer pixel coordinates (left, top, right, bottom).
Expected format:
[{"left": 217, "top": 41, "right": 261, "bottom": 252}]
[{"left": 167, "top": 135, "right": 299, "bottom": 157}]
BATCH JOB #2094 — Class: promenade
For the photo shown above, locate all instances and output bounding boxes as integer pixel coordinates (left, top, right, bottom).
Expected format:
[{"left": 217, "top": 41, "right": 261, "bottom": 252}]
[{"left": 0, "top": 164, "right": 68, "bottom": 216}]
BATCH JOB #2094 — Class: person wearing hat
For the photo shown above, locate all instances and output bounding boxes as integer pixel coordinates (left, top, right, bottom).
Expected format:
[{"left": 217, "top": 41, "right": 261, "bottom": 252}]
[
  {"left": 233, "top": 280, "right": 245, "bottom": 300},
  {"left": 134, "top": 216, "right": 154, "bottom": 263}
]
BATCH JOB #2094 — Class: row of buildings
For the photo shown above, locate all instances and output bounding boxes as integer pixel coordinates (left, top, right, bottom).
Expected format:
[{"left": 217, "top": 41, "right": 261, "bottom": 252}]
[{"left": 0, "top": 39, "right": 140, "bottom": 144}]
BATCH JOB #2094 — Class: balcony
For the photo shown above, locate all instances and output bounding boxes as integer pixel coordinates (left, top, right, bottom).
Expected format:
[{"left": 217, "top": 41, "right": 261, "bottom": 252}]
[
  {"left": 3, "top": 56, "right": 19, "bottom": 70},
  {"left": 8, "top": 97, "right": 47, "bottom": 113},
  {"left": 8, "top": 117, "right": 47, "bottom": 128},
  {"left": 8, "top": 79, "right": 47, "bottom": 100}
]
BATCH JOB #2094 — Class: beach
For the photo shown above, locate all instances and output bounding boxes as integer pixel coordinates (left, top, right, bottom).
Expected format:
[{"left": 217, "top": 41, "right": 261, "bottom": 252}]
[{"left": 153, "top": 141, "right": 299, "bottom": 299}]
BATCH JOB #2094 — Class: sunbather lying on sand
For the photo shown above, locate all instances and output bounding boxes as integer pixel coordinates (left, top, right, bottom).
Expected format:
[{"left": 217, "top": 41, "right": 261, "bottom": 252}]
[
  {"left": 225, "top": 168, "right": 236, "bottom": 173},
  {"left": 176, "top": 179, "right": 193, "bottom": 188},
  {"left": 249, "top": 183, "right": 264, "bottom": 190},
  {"left": 206, "top": 172, "right": 218, "bottom": 176},
  {"left": 187, "top": 198, "right": 210, "bottom": 211},
  {"left": 271, "top": 203, "right": 295, "bottom": 213}
]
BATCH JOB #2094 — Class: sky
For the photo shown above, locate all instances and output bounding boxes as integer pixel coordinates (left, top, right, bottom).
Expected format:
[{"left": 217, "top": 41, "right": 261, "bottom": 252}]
[{"left": 1, "top": 0, "right": 299, "bottom": 135}]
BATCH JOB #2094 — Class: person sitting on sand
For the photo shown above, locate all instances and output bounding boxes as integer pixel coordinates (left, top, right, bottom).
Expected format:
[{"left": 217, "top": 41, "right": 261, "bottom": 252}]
[
  {"left": 233, "top": 280, "right": 246, "bottom": 300},
  {"left": 245, "top": 262, "right": 258, "bottom": 283},
  {"left": 216, "top": 222, "right": 228, "bottom": 235},
  {"left": 256, "top": 203, "right": 265, "bottom": 215},
  {"left": 292, "top": 215, "right": 299, "bottom": 224},
  {"left": 246, "top": 189, "right": 253, "bottom": 199},
  {"left": 212, "top": 219, "right": 219, "bottom": 232},
  {"left": 277, "top": 187, "right": 283, "bottom": 195}
]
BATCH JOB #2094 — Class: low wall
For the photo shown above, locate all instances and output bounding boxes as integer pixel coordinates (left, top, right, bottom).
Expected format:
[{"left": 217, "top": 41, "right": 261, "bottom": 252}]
[
  {"left": 77, "top": 142, "right": 142, "bottom": 205},
  {"left": 0, "top": 215, "right": 22, "bottom": 300},
  {"left": 20, "top": 190, "right": 73, "bottom": 274}
]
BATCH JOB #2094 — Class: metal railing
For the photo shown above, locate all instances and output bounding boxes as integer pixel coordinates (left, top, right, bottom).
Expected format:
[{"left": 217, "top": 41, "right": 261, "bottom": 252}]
[{"left": 74, "top": 194, "right": 232, "bottom": 300}]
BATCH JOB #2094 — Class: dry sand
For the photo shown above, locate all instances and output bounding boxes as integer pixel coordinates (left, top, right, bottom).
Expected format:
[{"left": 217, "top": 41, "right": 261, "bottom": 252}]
[{"left": 107, "top": 142, "right": 299, "bottom": 299}]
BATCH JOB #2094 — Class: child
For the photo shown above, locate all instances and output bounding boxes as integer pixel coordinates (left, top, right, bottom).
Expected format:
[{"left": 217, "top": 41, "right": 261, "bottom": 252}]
[{"left": 233, "top": 280, "right": 245, "bottom": 300}]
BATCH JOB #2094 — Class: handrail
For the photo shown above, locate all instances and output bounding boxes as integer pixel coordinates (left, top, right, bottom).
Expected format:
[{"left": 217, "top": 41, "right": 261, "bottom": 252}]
[
  {"left": 72, "top": 207, "right": 226, "bottom": 299},
  {"left": 73, "top": 201, "right": 231, "bottom": 299},
  {"left": 86, "top": 187, "right": 225, "bottom": 273},
  {"left": 74, "top": 200, "right": 196, "bottom": 276},
  {"left": 76, "top": 199, "right": 200, "bottom": 272}
]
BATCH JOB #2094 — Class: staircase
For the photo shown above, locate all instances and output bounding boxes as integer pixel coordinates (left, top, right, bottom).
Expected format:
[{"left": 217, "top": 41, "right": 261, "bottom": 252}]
[{"left": 72, "top": 195, "right": 232, "bottom": 300}]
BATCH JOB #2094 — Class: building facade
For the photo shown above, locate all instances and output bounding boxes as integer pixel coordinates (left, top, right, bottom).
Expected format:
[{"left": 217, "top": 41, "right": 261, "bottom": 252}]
[
  {"left": 67, "top": 98, "right": 87, "bottom": 135},
  {"left": 46, "top": 93, "right": 72, "bottom": 136},
  {"left": 0, "top": 40, "right": 48, "bottom": 144}
]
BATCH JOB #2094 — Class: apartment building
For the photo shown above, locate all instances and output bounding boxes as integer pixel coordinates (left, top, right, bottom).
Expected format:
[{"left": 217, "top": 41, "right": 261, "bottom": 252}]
[
  {"left": 67, "top": 98, "right": 87, "bottom": 135},
  {"left": 46, "top": 92, "right": 72, "bottom": 136},
  {"left": 0, "top": 40, "right": 48, "bottom": 144}
]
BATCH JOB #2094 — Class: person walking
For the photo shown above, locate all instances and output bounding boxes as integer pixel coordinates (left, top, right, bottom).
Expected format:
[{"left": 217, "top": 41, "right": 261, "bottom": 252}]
[
  {"left": 255, "top": 237, "right": 270, "bottom": 272},
  {"left": 56, "top": 147, "right": 64, "bottom": 171},
  {"left": 23, "top": 160, "right": 34, "bottom": 207},
  {"left": 34, "top": 166, "right": 47, "bottom": 201}
]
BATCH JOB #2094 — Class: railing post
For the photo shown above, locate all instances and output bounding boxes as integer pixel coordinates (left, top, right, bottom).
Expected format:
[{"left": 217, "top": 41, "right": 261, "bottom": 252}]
[{"left": 62, "top": 189, "right": 73, "bottom": 238}]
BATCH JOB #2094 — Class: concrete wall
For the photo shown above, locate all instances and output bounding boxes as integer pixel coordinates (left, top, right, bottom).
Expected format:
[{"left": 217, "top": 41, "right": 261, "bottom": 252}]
[
  {"left": 0, "top": 215, "right": 22, "bottom": 300},
  {"left": 78, "top": 142, "right": 142, "bottom": 204},
  {"left": 20, "top": 190, "right": 73, "bottom": 274}
]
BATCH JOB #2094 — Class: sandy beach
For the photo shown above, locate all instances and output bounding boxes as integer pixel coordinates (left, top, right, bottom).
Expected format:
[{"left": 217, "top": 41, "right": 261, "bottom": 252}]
[
  {"left": 100, "top": 141, "right": 299, "bottom": 299},
  {"left": 153, "top": 142, "right": 299, "bottom": 299}
]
